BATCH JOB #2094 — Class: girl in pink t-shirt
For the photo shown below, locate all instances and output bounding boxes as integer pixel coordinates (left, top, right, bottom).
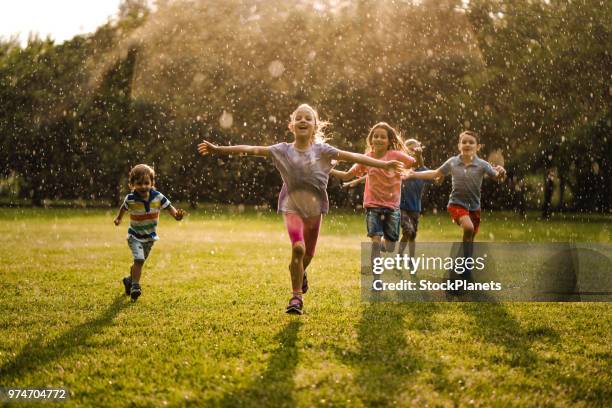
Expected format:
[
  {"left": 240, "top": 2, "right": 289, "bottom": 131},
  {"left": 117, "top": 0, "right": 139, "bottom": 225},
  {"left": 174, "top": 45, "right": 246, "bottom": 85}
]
[{"left": 331, "top": 123, "right": 415, "bottom": 271}]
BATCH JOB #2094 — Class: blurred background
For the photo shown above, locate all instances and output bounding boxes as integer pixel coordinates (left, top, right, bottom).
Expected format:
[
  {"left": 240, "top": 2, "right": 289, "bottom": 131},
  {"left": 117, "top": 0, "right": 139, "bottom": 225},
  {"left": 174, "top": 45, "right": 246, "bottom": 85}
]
[{"left": 0, "top": 0, "right": 609, "bottom": 217}]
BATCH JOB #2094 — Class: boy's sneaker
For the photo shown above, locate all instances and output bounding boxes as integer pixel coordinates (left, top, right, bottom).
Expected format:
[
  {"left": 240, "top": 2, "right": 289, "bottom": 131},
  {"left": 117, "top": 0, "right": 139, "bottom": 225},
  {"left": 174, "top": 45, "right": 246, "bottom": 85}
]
[
  {"left": 130, "top": 283, "right": 142, "bottom": 301},
  {"left": 302, "top": 271, "right": 309, "bottom": 294},
  {"left": 122, "top": 277, "right": 132, "bottom": 296},
  {"left": 285, "top": 296, "right": 304, "bottom": 315}
]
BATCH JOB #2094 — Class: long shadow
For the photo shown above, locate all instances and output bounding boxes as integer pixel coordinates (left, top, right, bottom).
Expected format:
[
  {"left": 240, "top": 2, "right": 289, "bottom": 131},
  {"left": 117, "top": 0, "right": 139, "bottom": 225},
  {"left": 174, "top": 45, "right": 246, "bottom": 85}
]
[
  {"left": 216, "top": 320, "right": 301, "bottom": 408},
  {"left": 0, "top": 295, "right": 127, "bottom": 382},
  {"left": 336, "top": 302, "right": 439, "bottom": 406},
  {"left": 463, "top": 301, "right": 558, "bottom": 368}
]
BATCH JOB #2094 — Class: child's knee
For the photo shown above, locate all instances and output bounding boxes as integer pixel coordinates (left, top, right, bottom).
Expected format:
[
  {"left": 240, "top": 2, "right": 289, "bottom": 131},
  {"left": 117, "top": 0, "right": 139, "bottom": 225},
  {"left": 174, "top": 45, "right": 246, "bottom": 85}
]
[
  {"left": 292, "top": 243, "right": 306, "bottom": 258},
  {"left": 403, "top": 231, "right": 416, "bottom": 241},
  {"left": 462, "top": 223, "right": 475, "bottom": 234},
  {"left": 370, "top": 235, "right": 382, "bottom": 243}
]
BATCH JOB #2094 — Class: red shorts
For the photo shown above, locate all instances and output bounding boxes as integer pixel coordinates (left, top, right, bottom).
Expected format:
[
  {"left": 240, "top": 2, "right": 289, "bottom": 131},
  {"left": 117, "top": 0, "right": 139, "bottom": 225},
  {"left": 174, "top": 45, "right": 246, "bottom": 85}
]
[
  {"left": 447, "top": 204, "right": 481, "bottom": 234},
  {"left": 283, "top": 213, "right": 322, "bottom": 257}
]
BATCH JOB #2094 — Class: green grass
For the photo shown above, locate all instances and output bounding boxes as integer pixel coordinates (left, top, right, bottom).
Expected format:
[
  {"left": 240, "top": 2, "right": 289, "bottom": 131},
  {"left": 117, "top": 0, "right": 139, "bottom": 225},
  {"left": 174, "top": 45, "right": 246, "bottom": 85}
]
[{"left": 0, "top": 208, "right": 610, "bottom": 407}]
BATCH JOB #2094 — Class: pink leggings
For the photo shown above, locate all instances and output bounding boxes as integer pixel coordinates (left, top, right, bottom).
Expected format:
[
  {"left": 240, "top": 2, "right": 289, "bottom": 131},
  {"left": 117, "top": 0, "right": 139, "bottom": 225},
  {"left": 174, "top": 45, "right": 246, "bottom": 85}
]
[{"left": 283, "top": 213, "right": 322, "bottom": 257}]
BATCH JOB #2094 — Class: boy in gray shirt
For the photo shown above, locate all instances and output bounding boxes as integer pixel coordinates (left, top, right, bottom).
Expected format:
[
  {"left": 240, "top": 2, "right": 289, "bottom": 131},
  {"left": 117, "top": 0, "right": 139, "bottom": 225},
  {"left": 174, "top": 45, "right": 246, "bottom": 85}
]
[{"left": 406, "top": 131, "right": 505, "bottom": 272}]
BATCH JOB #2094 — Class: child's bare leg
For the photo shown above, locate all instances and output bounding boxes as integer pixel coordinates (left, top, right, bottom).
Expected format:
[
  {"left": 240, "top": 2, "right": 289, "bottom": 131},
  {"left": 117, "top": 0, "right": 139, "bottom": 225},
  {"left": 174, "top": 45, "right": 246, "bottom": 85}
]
[
  {"left": 131, "top": 260, "right": 144, "bottom": 283},
  {"left": 457, "top": 216, "right": 475, "bottom": 278},
  {"left": 458, "top": 216, "right": 475, "bottom": 243},
  {"left": 289, "top": 242, "right": 305, "bottom": 293},
  {"left": 371, "top": 235, "right": 383, "bottom": 277},
  {"left": 303, "top": 255, "right": 313, "bottom": 271},
  {"left": 399, "top": 234, "right": 416, "bottom": 257}
]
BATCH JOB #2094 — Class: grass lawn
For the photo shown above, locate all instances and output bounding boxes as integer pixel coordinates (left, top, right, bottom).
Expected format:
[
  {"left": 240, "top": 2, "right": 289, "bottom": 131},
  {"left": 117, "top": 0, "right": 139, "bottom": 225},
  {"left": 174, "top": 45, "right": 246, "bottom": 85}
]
[{"left": 0, "top": 207, "right": 610, "bottom": 407}]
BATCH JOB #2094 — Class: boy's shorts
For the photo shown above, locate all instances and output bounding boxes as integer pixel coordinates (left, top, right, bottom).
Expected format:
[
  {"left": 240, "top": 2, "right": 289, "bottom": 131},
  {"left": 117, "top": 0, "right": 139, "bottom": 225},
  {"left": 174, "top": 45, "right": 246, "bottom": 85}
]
[
  {"left": 447, "top": 204, "right": 481, "bottom": 234},
  {"left": 128, "top": 235, "right": 154, "bottom": 261},
  {"left": 366, "top": 208, "right": 401, "bottom": 242},
  {"left": 400, "top": 210, "right": 421, "bottom": 239}
]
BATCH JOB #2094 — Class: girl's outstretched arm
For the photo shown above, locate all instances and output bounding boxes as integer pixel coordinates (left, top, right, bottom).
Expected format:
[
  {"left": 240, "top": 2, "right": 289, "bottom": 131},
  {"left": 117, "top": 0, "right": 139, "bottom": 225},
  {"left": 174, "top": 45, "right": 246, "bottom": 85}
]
[
  {"left": 343, "top": 175, "right": 366, "bottom": 189},
  {"left": 336, "top": 150, "right": 404, "bottom": 173},
  {"left": 197, "top": 141, "right": 270, "bottom": 157},
  {"left": 330, "top": 169, "right": 355, "bottom": 182}
]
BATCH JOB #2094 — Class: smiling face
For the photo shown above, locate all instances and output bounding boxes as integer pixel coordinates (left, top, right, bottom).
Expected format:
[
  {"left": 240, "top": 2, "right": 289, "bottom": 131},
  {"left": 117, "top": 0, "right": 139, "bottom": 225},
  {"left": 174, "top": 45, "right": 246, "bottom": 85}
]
[
  {"left": 458, "top": 133, "right": 480, "bottom": 156},
  {"left": 132, "top": 175, "right": 153, "bottom": 198},
  {"left": 289, "top": 106, "right": 316, "bottom": 143},
  {"left": 128, "top": 164, "right": 155, "bottom": 199},
  {"left": 369, "top": 127, "right": 390, "bottom": 154}
]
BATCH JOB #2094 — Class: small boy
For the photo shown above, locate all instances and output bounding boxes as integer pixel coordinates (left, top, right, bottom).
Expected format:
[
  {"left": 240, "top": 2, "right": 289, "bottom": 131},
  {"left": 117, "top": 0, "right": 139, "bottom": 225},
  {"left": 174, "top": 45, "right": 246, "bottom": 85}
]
[{"left": 113, "top": 164, "right": 184, "bottom": 301}]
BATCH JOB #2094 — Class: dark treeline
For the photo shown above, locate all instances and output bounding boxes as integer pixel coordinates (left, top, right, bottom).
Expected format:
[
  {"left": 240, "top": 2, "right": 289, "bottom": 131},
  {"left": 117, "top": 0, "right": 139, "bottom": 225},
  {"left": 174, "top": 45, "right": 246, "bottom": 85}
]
[{"left": 0, "top": 0, "right": 610, "bottom": 216}]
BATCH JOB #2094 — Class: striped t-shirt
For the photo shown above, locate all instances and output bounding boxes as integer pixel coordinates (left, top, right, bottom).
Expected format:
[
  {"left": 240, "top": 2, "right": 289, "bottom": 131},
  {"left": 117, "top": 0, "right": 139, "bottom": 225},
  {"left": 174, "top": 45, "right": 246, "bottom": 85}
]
[{"left": 121, "top": 189, "right": 171, "bottom": 242}]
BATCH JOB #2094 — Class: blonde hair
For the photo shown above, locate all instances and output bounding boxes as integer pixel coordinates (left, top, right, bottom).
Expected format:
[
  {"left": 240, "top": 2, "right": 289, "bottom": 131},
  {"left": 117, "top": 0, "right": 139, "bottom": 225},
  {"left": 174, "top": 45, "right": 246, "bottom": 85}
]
[
  {"left": 290, "top": 103, "right": 330, "bottom": 144},
  {"left": 129, "top": 164, "right": 155, "bottom": 187},
  {"left": 404, "top": 138, "right": 421, "bottom": 148},
  {"left": 365, "top": 122, "right": 406, "bottom": 153}
]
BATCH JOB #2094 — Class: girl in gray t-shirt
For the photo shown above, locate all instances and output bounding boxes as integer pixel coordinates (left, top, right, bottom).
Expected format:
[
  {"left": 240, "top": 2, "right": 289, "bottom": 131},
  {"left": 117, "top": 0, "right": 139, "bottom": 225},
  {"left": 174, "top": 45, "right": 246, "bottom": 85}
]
[{"left": 198, "top": 104, "right": 404, "bottom": 315}]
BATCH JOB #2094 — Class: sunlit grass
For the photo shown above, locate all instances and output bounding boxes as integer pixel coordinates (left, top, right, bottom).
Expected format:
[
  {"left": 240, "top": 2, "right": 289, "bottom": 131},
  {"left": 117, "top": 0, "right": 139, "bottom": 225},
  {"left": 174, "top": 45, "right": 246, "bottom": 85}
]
[{"left": 0, "top": 208, "right": 610, "bottom": 407}]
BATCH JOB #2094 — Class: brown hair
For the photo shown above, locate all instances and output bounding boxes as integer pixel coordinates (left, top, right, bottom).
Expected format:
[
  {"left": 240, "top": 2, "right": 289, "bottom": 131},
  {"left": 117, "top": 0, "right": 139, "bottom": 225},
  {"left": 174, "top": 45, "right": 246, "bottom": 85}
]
[
  {"left": 458, "top": 130, "right": 480, "bottom": 144},
  {"left": 366, "top": 122, "right": 406, "bottom": 153},
  {"left": 290, "top": 103, "right": 330, "bottom": 143},
  {"left": 129, "top": 164, "right": 155, "bottom": 187}
]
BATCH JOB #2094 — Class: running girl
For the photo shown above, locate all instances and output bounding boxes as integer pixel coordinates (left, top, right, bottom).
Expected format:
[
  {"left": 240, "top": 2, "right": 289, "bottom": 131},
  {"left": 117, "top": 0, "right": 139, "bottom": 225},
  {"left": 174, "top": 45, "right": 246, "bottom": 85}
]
[
  {"left": 330, "top": 122, "right": 416, "bottom": 277},
  {"left": 197, "top": 105, "right": 404, "bottom": 314}
]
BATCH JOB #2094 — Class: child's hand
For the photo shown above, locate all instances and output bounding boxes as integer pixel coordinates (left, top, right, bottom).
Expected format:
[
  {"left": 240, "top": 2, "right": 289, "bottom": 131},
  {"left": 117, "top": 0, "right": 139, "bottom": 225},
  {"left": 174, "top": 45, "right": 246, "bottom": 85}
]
[
  {"left": 197, "top": 141, "right": 219, "bottom": 156},
  {"left": 494, "top": 165, "right": 506, "bottom": 179},
  {"left": 331, "top": 159, "right": 339, "bottom": 168},
  {"left": 174, "top": 209, "right": 185, "bottom": 221},
  {"left": 385, "top": 160, "right": 404, "bottom": 174},
  {"left": 342, "top": 180, "right": 358, "bottom": 189},
  {"left": 402, "top": 169, "right": 415, "bottom": 180},
  {"left": 113, "top": 217, "right": 121, "bottom": 226}
]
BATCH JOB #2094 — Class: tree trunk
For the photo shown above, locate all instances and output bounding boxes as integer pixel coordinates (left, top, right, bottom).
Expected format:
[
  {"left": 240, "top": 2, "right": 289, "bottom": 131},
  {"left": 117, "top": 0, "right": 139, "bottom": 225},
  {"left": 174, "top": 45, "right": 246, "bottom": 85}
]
[
  {"left": 558, "top": 174, "right": 566, "bottom": 211},
  {"left": 542, "top": 169, "right": 554, "bottom": 219}
]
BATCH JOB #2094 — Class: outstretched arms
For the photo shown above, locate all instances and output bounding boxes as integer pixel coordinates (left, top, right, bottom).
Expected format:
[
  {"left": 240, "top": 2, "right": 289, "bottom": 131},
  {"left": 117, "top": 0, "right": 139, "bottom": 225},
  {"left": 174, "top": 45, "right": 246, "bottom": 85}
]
[
  {"left": 342, "top": 175, "right": 366, "bottom": 188},
  {"left": 336, "top": 150, "right": 404, "bottom": 173},
  {"left": 404, "top": 168, "right": 445, "bottom": 181},
  {"left": 197, "top": 141, "right": 270, "bottom": 157}
]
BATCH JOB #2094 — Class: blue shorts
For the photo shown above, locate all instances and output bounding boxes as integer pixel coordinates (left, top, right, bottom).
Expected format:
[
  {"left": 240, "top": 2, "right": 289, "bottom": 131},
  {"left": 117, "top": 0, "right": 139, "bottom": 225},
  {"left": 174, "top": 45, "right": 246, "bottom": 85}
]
[
  {"left": 366, "top": 208, "right": 401, "bottom": 242},
  {"left": 127, "top": 236, "right": 154, "bottom": 261}
]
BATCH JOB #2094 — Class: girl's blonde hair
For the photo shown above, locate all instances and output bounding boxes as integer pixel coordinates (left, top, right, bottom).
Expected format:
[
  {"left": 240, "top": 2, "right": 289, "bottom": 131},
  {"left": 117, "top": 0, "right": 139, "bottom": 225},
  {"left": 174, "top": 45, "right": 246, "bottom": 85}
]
[
  {"left": 290, "top": 103, "right": 330, "bottom": 144},
  {"left": 129, "top": 164, "right": 155, "bottom": 187},
  {"left": 365, "top": 122, "right": 406, "bottom": 153}
]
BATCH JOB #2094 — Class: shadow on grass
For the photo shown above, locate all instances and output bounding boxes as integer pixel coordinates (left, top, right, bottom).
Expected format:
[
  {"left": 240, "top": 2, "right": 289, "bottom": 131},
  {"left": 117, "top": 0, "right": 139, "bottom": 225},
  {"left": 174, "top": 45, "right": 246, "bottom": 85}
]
[
  {"left": 0, "top": 295, "right": 127, "bottom": 382},
  {"left": 215, "top": 319, "right": 301, "bottom": 408},
  {"left": 463, "top": 301, "right": 558, "bottom": 367},
  {"left": 337, "top": 302, "right": 440, "bottom": 405}
]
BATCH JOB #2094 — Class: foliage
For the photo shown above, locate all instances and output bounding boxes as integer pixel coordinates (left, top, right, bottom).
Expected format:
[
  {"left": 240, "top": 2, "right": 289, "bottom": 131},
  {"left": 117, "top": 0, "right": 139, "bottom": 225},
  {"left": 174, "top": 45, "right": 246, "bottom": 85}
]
[{"left": 0, "top": 0, "right": 609, "bottom": 213}]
